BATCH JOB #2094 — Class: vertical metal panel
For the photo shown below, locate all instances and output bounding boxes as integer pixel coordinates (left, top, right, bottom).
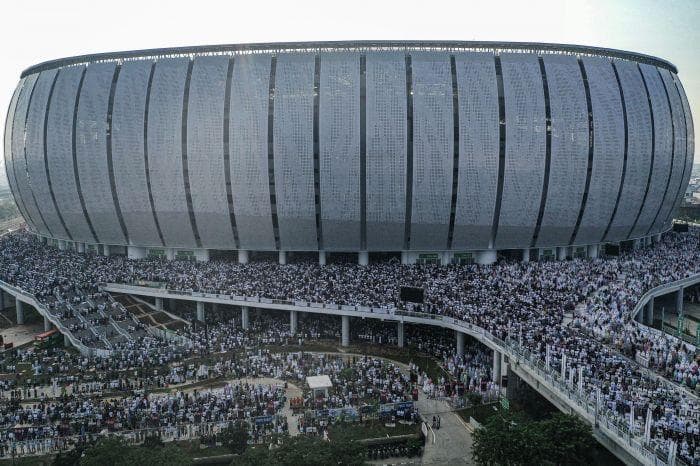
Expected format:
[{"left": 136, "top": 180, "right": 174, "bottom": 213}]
[
  {"left": 409, "top": 52, "right": 453, "bottom": 250},
  {"left": 319, "top": 52, "right": 361, "bottom": 250},
  {"left": 630, "top": 64, "right": 672, "bottom": 238},
  {"left": 4, "top": 80, "right": 27, "bottom": 226},
  {"left": 651, "top": 69, "right": 686, "bottom": 234},
  {"left": 111, "top": 60, "right": 163, "bottom": 247},
  {"left": 536, "top": 55, "right": 588, "bottom": 246},
  {"left": 187, "top": 55, "right": 236, "bottom": 249},
  {"left": 45, "top": 66, "right": 95, "bottom": 241},
  {"left": 452, "top": 53, "right": 499, "bottom": 249},
  {"left": 273, "top": 53, "right": 317, "bottom": 250},
  {"left": 573, "top": 57, "right": 624, "bottom": 244},
  {"left": 495, "top": 53, "right": 546, "bottom": 249},
  {"left": 25, "top": 70, "right": 70, "bottom": 239},
  {"left": 672, "top": 75, "right": 694, "bottom": 222},
  {"left": 365, "top": 52, "right": 407, "bottom": 251},
  {"left": 11, "top": 73, "right": 46, "bottom": 233},
  {"left": 229, "top": 54, "right": 275, "bottom": 250},
  {"left": 605, "top": 60, "right": 652, "bottom": 241},
  {"left": 75, "top": 62, "right": 126, "bottom": 244},
  {"left": 147, "top": 58, "right": 197, "bottom": 247}
]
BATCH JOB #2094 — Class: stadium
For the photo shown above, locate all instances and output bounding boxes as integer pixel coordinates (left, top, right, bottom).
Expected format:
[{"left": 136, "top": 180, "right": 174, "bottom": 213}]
[{"left": 4, "top": 41, "right": 694, "bottom": 265}]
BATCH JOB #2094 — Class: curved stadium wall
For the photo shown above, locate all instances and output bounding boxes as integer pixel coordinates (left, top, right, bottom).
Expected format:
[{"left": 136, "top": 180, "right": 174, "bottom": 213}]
[{"left": 3, "top": 41, "right": 695, "bottom": 259}]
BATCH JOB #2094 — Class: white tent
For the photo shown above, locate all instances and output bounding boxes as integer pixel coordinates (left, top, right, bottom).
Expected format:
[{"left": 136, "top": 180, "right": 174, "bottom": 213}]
[{"left": 307, "top": 375, "right": 332, "bottom": 398}]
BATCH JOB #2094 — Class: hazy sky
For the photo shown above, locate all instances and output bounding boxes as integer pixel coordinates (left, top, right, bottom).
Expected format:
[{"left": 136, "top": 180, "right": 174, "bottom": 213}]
[{"left": 1, "top": 0, "right": 697, "bottom": 186}]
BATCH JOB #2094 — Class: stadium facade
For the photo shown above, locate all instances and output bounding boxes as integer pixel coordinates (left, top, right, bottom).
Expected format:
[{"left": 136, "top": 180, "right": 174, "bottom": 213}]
[{"left": 3, "top": 41, "right": 694, "bottom": 264}]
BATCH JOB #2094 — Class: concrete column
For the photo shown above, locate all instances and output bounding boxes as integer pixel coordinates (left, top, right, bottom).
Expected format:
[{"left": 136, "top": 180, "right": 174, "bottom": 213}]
[
  {"left": 58, "top": 240, "right": 66, "bottom": 251},
  {"left": 522, "top": 248, "right": 530, "bottom": 263},
  {"left": 15, "top": 299, "right": 24, "bottom": 325},
  {"left": 238, "top": 250, "right": 249, "bottom": 264},
  {"left": 400, "top": 251, "right": 409, "bottom": 265},
  {"left": 194, "top": 249, "right": 209, "bottom": 262},
  {"left": 653, "top": 233, "right": 661, "bottom": 243},
  {"left": 155, "top": 297, "right": 163, "bottom": 312},
  {"left": 456, "top": 331, "right": 465, "bottom": 357},
  {"left": 645, "top": 299, "right": 654, "bottom": 326},
  {"left": 290, "top": 310, "right": 298, "bottom": 334},
  {"left": 475, "top": 250, "right": 497, "bottom": 266},
  {"left": 587, "top": 244, "right": 599, "bottom": 259},
  {"left": 279, "top": 251, "right": 287, "bottom": 265},
  {"left": 196, "top": 301, "right": 205, "bottom": 322},
  {"left": 556, "top": 247, "right": 567, "bottom": 261},
  {"left": 241, "top": 306, "right": 249, "bottom": 330},
  {"left": 397, "top": 322, "right": 404, "bottom": 348},
  {"left": 103, "top": 244, "right": 110, "bottom": 257},
  {"left": 341, "top": 315, "right": 350, "bottom": 347},
  {"left": 319, "top": 251, "right": 326, "bottom": 265},
  {"left": 676, "top": 288, "right": 684, "bottom": 316},
  {"left": 77, "top": 243, "right": 86, "bottom": 253},
  {"left": 492, "top": 350, "right": 502, "bottom": 384},
  {"left": 43, "top": 316, "right": 52, "bottom": 332},
  {"left": 358, "top": 251, "right": 369, "bottom": 266},
  {"left": 64, "top": 334, "right": 70, "bottom": 347}
]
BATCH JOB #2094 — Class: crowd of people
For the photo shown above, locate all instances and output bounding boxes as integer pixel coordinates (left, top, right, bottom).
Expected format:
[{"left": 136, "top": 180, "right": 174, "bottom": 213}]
[{"left": 0, "top": 230, "right": 699, "bottom": 463}]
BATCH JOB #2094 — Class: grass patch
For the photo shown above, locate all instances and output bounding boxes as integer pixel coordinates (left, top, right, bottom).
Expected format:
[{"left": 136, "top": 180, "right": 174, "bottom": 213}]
[{"left": 328, "top": 420, "right": 420, "bottom": 442}]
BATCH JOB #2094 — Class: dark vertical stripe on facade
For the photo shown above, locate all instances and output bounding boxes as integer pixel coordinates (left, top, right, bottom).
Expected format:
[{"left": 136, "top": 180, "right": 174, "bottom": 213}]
[
  {"left": 403, "top": 54, "right": 413, "bottom": 250},
  {"left": 646, "top": 68, "right": 676, "bottom": 236},
  {"left": 665, "top": 77, "right": 689, "bottom": 226},
  {"left": 359, "top": 54, "right": 367, "bottom": 251},
  {"left": 181, "top": 59, "right": 202, "bottom": 248},
  {"left": 313, "top": 55, "right": 323, "bottom": 249},
  {"left": 628, "top": 64, "right": 655, "bottom": 238},
  {"left": 446, "top": 55, "right": 460, "bottom": 250},
  {"left": 223, "top": 57, "right": 240, "bottom": 249},
  {"left": 530, "top": 57, "right": 552, "bottom": 247},
  {"left": 72, "top": 67, "right": 100, "bottom": 244},
  {"left": 143, "top": 62, "right": 166, "bottom": 246},
  {"left": 490, "top": 55, "right": 506, "bottom": 246},
  {"left": 106, "top": 65, "right": 130, "bottom": 244},
  {"left": 601, "top": 62, "right": 629, "bottom": 241},
  {"left": 20, "top": 74, "right": 53, "bottom": 236},
  {"left": 44, "top": 70, "right": 73, "bottom": 240},
  {"left": 569, "top": 59, "right": 594, "bottom": 244},
  {"left": 267, "top": 56, "right": 280, "bottom": 250}
]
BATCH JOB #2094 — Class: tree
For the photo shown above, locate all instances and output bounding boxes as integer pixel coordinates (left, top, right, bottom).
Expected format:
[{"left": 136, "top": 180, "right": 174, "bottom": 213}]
[
  {"left": 472, "top": 411, "right": 596, "bottom": 466},
  {"left": 218, "top": 422, "right": 249, "bottom": 455},
  {"left": 79, "top": 436, "right": 190, "bottom": 466},
  {"left": 234, "top": 435, "right": 367, "bottom": 466}
]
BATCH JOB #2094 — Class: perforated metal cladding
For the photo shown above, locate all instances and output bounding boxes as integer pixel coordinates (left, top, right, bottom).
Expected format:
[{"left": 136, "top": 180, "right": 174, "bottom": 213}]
[
  {"left": 24, "top": 69, "right": 69, "bottom": 239},
  {"left": 606, "top": 60, "right": 652, "bottom": 241},
  {"left": 229, "top": 54, "right": 275, "bottom": 250},
  {"left": 11, "top": 73, "right": 46, "bottom": 234},
  {"left": 319, "top": 53, "right": 361, "bottom": 251},
  {"left": 111, "top": 60, "right": 162, "bottom": 247},
  {"left": 630, "top": 65, "right": 672, "bottom": 238},
  {"left": 409, "top": 52, "right": 453, "bottom": 250},
  {"left": 451, "top": 53, "right": 498, "bottom": 249},
  {"left": 495, "top": 53, "right": 546, "bottom": 249},
  {"left": 536, "top": 55, "right": 588, "bottom": 247},
  {"left": 186, "top": 56, "right": 235, "bottom": 249},
  {"left": 75, "top": 62, "right": 125, "bottom": 244},
  {"left": 46, "top": 66, "right": 95, "bottom": 241},
  {"left": 574, "top": 57, "right": 624, "bottom": 244},
  {"left": 651, "top": 69, "right": 686, "bottom": 234},
  {"left": 365, "top": 52, "right": 407, "bottom": 251},
  {"left": 273, "top": 53, "right": 317, "bottom": 250},
  {"left": 147, "top": 58, "right": 196, "bottom": 247},
  {"left": 5, "top": 80, "right": 28, "bottom": 226},
  {"left": 673, "top": 75, "right": 694, "bottom": 222}
]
